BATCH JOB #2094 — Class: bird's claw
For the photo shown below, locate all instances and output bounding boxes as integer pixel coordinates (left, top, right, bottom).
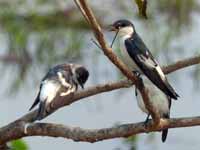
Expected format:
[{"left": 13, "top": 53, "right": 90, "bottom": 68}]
[
  {"left": 132, "top": 70, "right": 141, "bottom": 78},
  {"left": 24, "top": 123, "right": 32, "bottom": 134},
  {"left": 143, "top": 114, "right": 150, "bottom": 131}
]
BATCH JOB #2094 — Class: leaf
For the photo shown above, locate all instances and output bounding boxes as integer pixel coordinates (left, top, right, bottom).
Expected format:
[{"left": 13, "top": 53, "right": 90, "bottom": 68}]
[
  {"left": 10, "top": 139, "right": 29, "bottom": 150},
  {"left": 134, "top": 0, "right": 148, "bottom": 18},
  {"left": 123, "top": 135, "right": 138, "bottom": 150}
]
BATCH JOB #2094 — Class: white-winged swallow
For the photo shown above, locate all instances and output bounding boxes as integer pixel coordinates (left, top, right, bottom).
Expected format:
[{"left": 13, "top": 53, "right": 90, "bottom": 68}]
[
  {"left": 109, "top": 19, "right": 179, "bottom": 100},
  {"left": 135, "top": 76, "right": 171, "bottom": 142},
  {"left": 29, "top": 63, "right": 89, "bottom": 120}
]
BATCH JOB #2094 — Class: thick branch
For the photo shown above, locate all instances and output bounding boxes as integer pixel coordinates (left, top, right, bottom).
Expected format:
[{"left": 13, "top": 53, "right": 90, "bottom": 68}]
[{"left": 1, "top": 116, "right": 200, "bottom": 144}]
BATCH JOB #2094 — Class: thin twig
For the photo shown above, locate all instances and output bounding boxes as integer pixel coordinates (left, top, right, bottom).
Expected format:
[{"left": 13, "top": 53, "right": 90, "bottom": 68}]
[
  {"left": 91, "top": 38, "right": 102, "bottom": 50},
  {"left": 74, "top": 0, "right": 90, "bottom": 24}
]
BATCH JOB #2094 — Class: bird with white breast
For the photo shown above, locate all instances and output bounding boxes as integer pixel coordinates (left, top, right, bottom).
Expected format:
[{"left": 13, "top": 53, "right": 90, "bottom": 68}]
[{"left": 29, "top": 63, "right": 89, "bottom": 120}]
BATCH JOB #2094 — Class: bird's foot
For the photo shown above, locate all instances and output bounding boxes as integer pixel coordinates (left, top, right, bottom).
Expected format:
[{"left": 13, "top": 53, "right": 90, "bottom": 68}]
[
  {"left": 132, "top": 70, "right": 141, "bottom": 78},
  {"left": 143, "top": 114, "right": 150, "bottom": 130},
  {"left": 24, "top": 123, "right": 32, "bottom": 134}
]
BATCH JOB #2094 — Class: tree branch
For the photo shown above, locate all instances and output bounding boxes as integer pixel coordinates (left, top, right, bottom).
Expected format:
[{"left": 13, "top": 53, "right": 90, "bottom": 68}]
[
  {"left": 163, "top": 55, "right": 200, "bottom": 74},
  {"left": 1, "top": 116, "right": 200, "bottom": 144}
]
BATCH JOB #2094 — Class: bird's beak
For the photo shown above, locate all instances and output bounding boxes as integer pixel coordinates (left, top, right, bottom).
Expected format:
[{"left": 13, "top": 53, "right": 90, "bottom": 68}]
[{"left": 108, "top": 25, "right": 117, "bottom": 32}]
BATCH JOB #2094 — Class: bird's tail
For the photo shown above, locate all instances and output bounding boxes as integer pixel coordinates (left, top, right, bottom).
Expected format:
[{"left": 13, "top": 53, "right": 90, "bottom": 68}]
[
  {"left": 161, "top": 113, "right": 170, "bottom": 142},
  {"left": 29, "top": 94, "right": 40, "bottom": 111},
  {"left": 36, "top": 100, "right": 46, "bottom": 120},
  {"left": 162, "top": 129, "right": 168, "bottom": 142}
]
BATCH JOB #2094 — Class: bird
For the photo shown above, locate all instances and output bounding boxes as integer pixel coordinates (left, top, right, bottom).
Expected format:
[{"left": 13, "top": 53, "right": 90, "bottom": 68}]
[
  {"left": 135, "top": 76, "right": 171, "bottom": 142},
  {"left": 109, "top": 19, "right": 179, "bottom": 100},
  {"left": 29, "top": 63, "right": 89, "bottom": 120}
]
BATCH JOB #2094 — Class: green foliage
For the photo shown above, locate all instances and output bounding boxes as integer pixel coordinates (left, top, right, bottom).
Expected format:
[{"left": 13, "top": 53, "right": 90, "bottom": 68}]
[
  {"left": 155, "top": 0, "right": 199, "bottom": 27},
  {"left": 10, "top": 139, "right": 29, "bottom": 150},
  {"left": 134, "top": 0, "right": 148, "bottom": 18},
  {"left": 123, "top": 135, "right": 138, "bottom": 150}
]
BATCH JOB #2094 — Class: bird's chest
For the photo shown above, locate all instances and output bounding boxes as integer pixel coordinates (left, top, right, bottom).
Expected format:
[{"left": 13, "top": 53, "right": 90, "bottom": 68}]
[
  {"left": 40, "top": 80, "right": 61, "bottom": 103},
  {"left": 120, "top": 38, "right": 139, "bottom": 71},
  {"left": 136, "top": 81, "right": 169, "bottom": 116}
]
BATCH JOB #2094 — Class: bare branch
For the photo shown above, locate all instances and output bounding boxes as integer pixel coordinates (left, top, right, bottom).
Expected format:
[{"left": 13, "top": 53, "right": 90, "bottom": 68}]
[
  {"left": 163, "top": 55, "right": 200, "bottom": 74},
  {"left": 74, "top": 0, "right": 90, "bottom": 24},
  {"left": 1, "top": 116, "right": 200, "bottom": 144}
]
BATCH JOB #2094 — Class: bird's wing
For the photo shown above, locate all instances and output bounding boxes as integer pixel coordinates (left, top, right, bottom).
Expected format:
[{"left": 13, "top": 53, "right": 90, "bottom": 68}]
[
  {"left": 125, "top": 35, "right": 178, "bottom": 99},
  {"left": 162, "top": 96, "right": 171, "bottom": 142}
]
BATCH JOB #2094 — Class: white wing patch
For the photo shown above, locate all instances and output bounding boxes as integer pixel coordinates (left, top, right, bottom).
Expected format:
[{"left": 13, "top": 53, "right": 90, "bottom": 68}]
[
  {"left": 155, "top": 65, "right": 166, "bottom": 80},
  {"left": 144, "top": 57, "right": 156, "bottom": 68},
  {"left": 138, "top": 55, "right": 155, "bottom": 68},
  {"left": 57, "top": 72, "right": 71, "bottom": 88},
  {"left": 57, "top": 72, "right": 76, "bottom": 97},
  {"left": 60, "top": 86, "right": 76, "bottom": 96}
]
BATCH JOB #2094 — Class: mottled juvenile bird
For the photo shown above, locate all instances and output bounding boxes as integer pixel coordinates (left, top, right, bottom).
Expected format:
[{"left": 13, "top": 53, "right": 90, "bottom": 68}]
[
  {"left": 29, "top": 63, "right": 89, "bottom": 120},
  {"left": 109, "top": 19, "right": 179, "bottom": 100},
  {"left": 135, "top": 76, "right": 171, "bottom": 142}
]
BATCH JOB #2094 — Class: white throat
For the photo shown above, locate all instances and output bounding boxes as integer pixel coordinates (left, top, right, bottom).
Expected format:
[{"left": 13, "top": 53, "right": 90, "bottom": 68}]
[{"left": 118, "top": 26, "right": 134, "bottom": 39}]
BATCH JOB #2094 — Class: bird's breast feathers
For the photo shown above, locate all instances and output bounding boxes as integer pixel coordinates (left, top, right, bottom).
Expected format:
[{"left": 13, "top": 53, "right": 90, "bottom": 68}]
[
  {"left": 120, "top": 37, "right": 140, "bottom": 71},
  {"left": 136, "top": 79, "right": 169, "bottom": 115},
  {"left": 40, "top": 80, "right": 61, "bottom": 103}
]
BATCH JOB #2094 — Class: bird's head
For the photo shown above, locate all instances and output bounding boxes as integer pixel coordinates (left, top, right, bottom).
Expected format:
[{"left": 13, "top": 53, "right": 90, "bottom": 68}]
[
  {"left": 72, "top": 64, "right": 89, "bottom": 89},
  {"left": 109, "top": 19, "right": 135, "bottom": 37}
]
